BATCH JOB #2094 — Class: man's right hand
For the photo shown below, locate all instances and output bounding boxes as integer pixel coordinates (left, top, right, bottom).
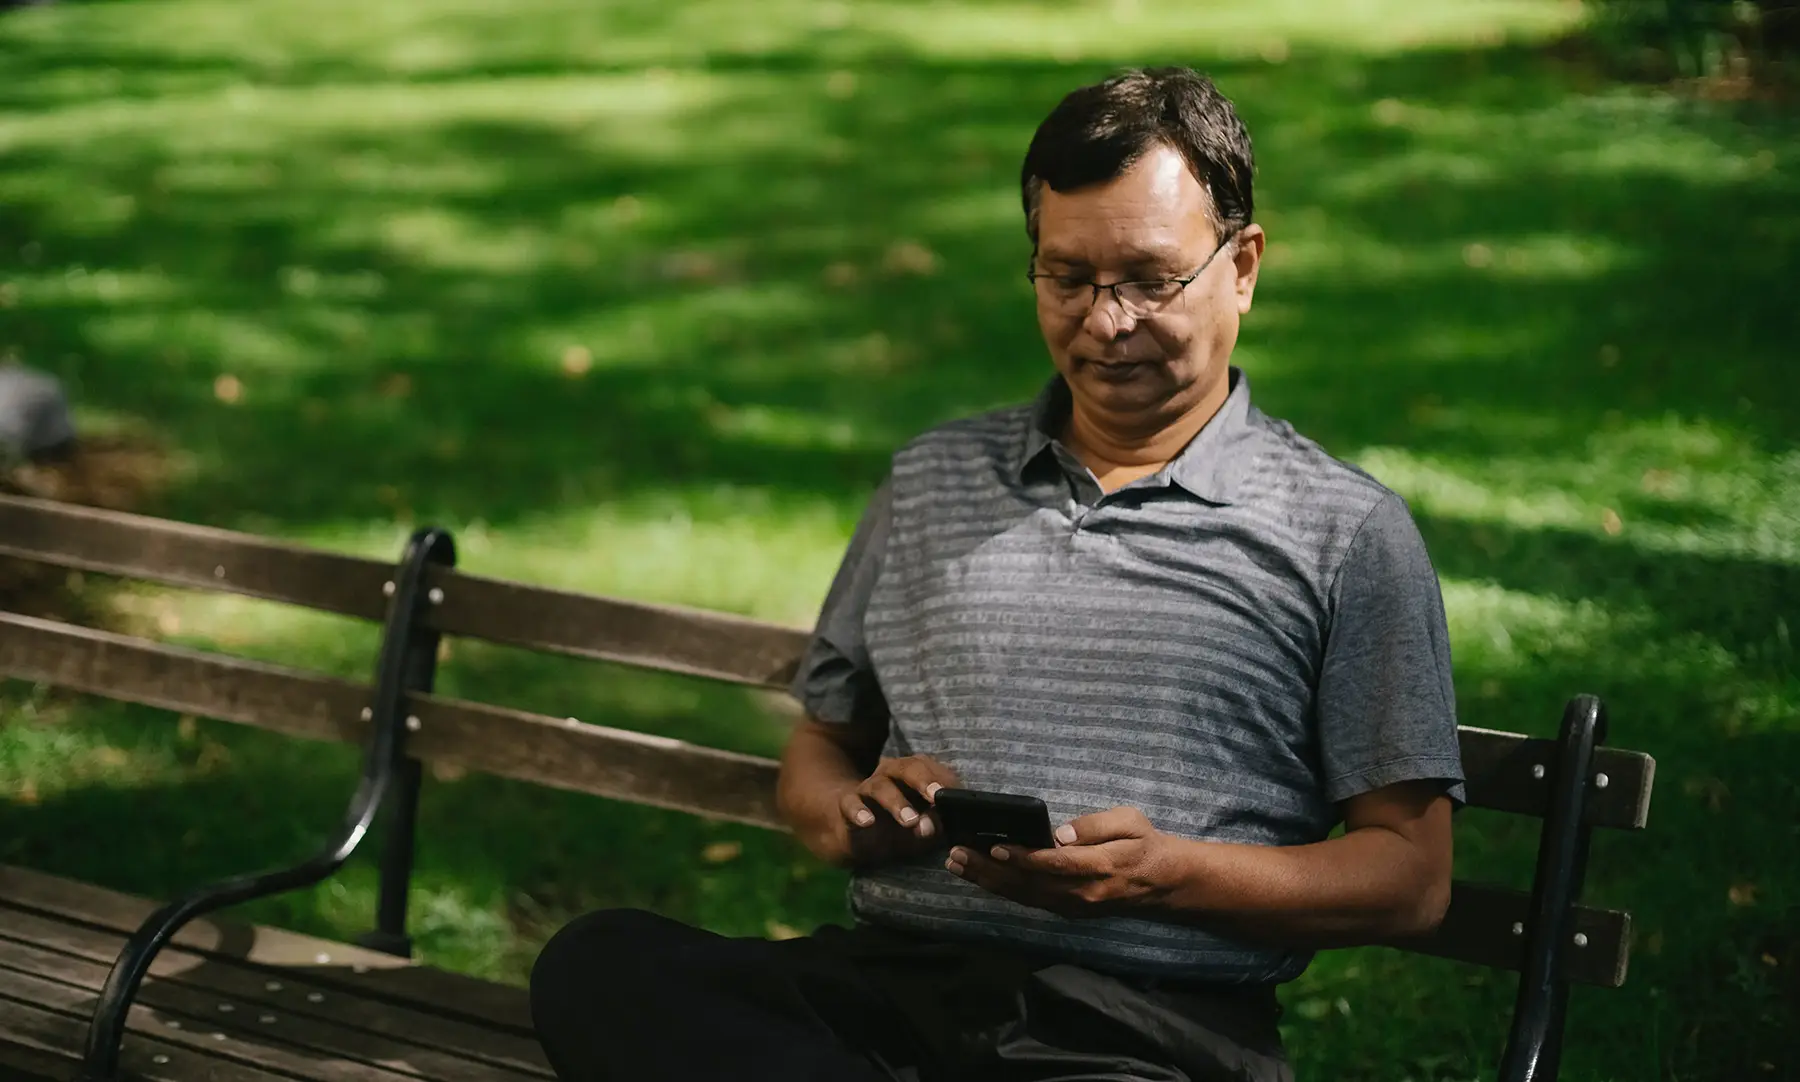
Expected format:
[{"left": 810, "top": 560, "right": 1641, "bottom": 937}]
[{"left": 838, "top": 755, "right": 962, "bottom": 867}]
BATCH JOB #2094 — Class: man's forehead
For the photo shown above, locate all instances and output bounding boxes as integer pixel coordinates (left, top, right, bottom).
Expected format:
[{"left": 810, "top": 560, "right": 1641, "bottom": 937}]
[{"left": 1035, "top": 146, "right": 1216, "bottom": 259}]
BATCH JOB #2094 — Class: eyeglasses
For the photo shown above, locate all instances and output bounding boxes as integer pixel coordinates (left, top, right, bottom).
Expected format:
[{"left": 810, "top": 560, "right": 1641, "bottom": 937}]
[{"left": 1026, "top": 232, "right": 1238, "bottom": 318}]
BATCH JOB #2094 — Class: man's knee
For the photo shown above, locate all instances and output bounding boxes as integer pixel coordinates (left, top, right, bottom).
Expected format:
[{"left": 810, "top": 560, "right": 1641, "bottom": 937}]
[{"left": 531, "top": 907, "right": 691, "bottom": 1002}]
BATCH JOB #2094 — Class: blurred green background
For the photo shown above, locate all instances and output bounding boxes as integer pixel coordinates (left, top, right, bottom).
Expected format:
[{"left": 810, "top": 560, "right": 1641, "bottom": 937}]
[{"left": 1, "top": 1, "right": 1796, "bottom": 1080}]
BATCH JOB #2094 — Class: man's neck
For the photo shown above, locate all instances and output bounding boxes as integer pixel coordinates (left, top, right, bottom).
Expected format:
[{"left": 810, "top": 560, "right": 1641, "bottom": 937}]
[{"left": 1060, "top": 378, "right": 1231, "bottom": 493}]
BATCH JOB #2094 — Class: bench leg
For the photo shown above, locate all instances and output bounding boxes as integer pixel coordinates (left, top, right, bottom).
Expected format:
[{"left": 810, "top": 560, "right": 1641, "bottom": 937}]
[
  {"left": 74, "top": 526, "right": 458, "bottom": 1081},
  {"left": 359, "top": 559, "right": 452, "bottom": 959},
  {"left": 1495, "top": 694, "right": 1607, "bottom": 1082}
]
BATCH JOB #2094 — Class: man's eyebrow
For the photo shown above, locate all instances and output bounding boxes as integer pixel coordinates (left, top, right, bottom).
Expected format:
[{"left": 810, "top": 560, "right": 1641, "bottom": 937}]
[{"left": 1036, "top": 246, "right": 1188, "bottom": 272}]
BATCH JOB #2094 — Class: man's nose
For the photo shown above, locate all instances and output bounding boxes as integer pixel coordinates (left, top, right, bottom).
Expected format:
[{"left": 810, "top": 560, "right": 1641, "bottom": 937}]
[{"left": 1082, "top": 288, "right": 1139, "bottom": 340}]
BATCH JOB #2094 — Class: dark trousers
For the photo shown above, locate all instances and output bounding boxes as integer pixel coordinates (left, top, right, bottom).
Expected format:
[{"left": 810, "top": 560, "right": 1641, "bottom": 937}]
[{"left": 529, "top": 908, "right": 1292, "bottom": 1082}]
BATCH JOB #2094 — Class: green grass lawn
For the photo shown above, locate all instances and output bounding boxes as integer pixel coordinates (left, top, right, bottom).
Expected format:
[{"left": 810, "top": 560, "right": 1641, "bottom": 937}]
[{"left": 2, "top": 1, "right": 1797, "bottom": 1079}]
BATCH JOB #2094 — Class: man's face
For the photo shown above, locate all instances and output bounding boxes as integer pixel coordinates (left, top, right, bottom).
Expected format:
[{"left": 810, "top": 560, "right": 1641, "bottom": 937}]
[{"left": 1032, "top": 144, "right": 1262, "bottom": 429}]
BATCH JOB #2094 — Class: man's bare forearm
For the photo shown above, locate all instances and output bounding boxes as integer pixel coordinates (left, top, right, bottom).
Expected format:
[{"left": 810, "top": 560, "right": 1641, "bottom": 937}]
[
  {"left": 775, "top": 719, "right": 870, "bottom": 867},
  {"left": 1142, "top": 826, "right": 1450, "bottom": 948}
]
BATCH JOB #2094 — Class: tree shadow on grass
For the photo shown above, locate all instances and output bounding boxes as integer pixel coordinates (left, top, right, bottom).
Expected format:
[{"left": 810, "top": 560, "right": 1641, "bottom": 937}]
[{"left": 0, "top": 42, "right": 1793, "bottom": 542}]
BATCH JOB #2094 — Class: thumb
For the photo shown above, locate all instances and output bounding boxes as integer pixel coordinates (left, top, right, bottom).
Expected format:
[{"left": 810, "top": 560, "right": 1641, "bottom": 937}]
[{"left": 1057, "top": 806, "right": 1153, "bottom": 846}]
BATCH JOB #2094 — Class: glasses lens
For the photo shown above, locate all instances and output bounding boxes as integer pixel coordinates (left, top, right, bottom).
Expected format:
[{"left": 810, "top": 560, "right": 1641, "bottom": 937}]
[
  {"left": 1034, "top": 276, "right": 1090, "bottom": 314},
  {"left": 1117, "top": 281, "right": 1182, "bottom": 316}
]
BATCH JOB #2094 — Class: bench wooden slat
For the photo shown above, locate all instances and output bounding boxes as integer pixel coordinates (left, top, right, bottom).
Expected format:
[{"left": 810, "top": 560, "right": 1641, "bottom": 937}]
[
  {"left": 0, "top": 494, "right": 809, "bottom": 688},
  {"left": 430, "top": 570, "right": 808, "bottom": 689},
  {"left": 0, "top": 963, "right": 432, "bottom": 1082},
  {"left": 0, "top": 493, "right": 391, "bottom": 622},
  {"left": 0, "top": 614, "right": 786, "bottom": 828},
  {"left": 1391, "top": 881, "right": 1631, "bottom": 988},
  {"left": 1458, "top": 726, "right": 1655, "bottom": 830},
  {"left": 411, "top": 694, "right": 782, "bottom": 827},
  {"left": 0, "top": 865, "right": 536, "bottom": 1036},
  {"left": 0, "top": 991, "right": 283, "bottom": 1082},
  {"left": 0, "top": 904, "right": 548, "bottom": 1077},
  {"left": 0, "top": 611, "right": 370, "bottom": 745},
  {"left": 0, "top": 937, "right": 539, "bottom": 1082}
]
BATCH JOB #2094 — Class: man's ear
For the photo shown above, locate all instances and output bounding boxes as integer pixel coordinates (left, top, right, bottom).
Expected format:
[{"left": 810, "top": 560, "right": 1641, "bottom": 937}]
[{"left": 1231, "top": 225, "right": 1266, "bottom": 315}]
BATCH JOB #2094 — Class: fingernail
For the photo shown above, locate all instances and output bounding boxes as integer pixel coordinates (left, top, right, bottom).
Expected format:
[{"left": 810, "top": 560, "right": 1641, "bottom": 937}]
[
  {"left": 856, "top": 810, "right": 874, "bottom": 826},
  {"left": 925, "top": 783, "right": 943, "bottom": 799},
  {"left": 1055, "top": 824, "right": 1077, "bottom": 845},
  {"left": 949, "top": 847, "right": 968, "bottom": 863},
  {"left": 991, "top": 846, "right": 1009, "bottom": 862},
  {"left": 917, "top": 817, "right": 935, "bottom": 837},
  {"left": 946, "top": 859, "right": 964, "bottom": 876},
  {"left": 899, "top": 808, "right": 918, "bottom": 825}
]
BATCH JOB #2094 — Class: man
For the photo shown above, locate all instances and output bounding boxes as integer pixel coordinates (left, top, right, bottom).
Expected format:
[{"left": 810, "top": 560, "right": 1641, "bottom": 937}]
[{"left": 531, "top": 67, "right": 1463, "bottom": 1082}]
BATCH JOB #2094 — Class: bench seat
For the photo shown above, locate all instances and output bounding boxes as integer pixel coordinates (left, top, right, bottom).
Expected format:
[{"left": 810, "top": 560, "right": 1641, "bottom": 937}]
[{"left": 0, "top": 865, "right": 548, "bottom": 1082}]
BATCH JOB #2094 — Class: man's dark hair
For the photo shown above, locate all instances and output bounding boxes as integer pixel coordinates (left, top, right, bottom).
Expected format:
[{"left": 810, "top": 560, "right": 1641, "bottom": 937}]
[{"left": 1020, "top": 67, "right": 1254, "bottom": 246}]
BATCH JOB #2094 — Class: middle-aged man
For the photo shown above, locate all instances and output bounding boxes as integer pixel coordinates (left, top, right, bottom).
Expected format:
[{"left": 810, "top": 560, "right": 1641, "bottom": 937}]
[{"left": 531, "top": 66, "right": 1464, "bottom": 1082}]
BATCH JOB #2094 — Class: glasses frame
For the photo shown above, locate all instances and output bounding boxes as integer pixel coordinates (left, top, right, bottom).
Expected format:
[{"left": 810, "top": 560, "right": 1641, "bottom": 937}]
[{"left": 1025, "top": 229, "right": 1241, "bottom": 318}]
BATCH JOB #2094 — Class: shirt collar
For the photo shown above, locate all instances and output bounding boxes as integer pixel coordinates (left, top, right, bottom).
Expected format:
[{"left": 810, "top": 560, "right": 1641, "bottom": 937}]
[{"left": 1015, "top": 365, "right": 1256, "bottom": 505}]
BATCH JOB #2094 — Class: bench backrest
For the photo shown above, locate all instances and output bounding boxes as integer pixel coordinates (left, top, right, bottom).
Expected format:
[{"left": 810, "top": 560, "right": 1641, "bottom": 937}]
[{"left": 0, "top": 493, "right": 1654, "bottom": 991}]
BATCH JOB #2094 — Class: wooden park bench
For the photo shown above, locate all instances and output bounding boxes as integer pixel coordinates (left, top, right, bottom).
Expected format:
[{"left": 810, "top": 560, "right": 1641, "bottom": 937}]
[{"left": 0, "top": 492, "right": 1656, "bottom": 1082}]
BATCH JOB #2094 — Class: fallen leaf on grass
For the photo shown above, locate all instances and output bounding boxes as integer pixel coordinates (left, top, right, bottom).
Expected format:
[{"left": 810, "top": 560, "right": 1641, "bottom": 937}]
[
  {"left": 702, "top": 840, "right": 743, "bottom": 864},
  {"left": 214, "top": 374, "right": 243, "bottom": 404},
  {"left": 765, "top": 921, "right": 803, "bottom": 941},
  {"left": 825, "top": 70, "right": 857, "bottom": 99},
  {"left": 1641, "top": 468, "right": 1678, "bottom": 495},
  {"left": 1601, "top": 508, "right": 1623, "bottom": 536},
  {"left": 1728, "top": 882, "right": 1758, "bottom": 907},
  {"left": 883, "top": 240, "right": 940, "bottom": 277},
  {"left": 560, "top": 345, "right": 593, "bottom": 377}
]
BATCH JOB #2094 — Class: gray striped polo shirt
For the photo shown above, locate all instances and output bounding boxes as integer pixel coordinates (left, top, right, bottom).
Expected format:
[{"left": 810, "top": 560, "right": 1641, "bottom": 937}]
[{"left": 793, "top": 366, "right": 1464, "bottom": 984}]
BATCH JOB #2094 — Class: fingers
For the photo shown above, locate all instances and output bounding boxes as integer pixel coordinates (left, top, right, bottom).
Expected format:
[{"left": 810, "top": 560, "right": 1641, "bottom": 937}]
[
  {"left": 891, "top": 755, "right": 961, "bottom": 800},
  {"left": 838, "top": 789, "right": 877, "bottom": 829},
  {"left": 1059, "top": 806, "right": 1153, "bottom": 846},
  {"left": 846, "top": 755, "right": 960, "bottom": 836},
  {"left": 947, "top": 846, "right": 1070, "bottom": 916},
  {"left": 860, "top": 772, "right": 924, "bottom": 829}
]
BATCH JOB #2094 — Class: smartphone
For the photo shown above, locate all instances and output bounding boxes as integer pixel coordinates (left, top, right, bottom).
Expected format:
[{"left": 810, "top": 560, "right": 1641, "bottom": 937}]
[{"left": 934, "top": 788, "right": 1056, "bottom": 851}]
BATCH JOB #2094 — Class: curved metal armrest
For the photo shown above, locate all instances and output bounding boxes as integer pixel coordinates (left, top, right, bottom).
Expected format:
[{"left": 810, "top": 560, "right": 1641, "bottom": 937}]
[{"left": 76, "top": 527, "right": 456, "bottom": 1081}]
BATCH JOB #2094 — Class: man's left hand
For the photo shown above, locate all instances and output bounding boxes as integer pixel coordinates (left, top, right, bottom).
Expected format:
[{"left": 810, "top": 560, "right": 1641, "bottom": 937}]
[{"left": 946, "top": 806, "right": 1178, "bottom": 919}]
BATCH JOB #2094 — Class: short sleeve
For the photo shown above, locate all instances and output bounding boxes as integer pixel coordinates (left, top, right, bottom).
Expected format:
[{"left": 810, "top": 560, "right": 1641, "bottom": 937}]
[
  {"left": 789, "top": 477, "right": 893, "bottom": 725},
  {"left": 1317, "top": 492, "right": 1465, "bottom": 807}
]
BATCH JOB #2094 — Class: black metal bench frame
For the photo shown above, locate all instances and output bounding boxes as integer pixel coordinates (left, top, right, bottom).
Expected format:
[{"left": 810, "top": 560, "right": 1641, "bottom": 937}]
[{"left": 0, "top": 498, "right": 1654, "bottom": 1082}]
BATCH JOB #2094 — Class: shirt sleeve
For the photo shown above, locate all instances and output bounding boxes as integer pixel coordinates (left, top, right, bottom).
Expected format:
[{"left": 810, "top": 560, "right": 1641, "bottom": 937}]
[
  {"left": 788, "top": 477, "right": 893, "bottom": 725},
  {"left": 1316, "top": 492, "right": 1466, "bottom": 807}
]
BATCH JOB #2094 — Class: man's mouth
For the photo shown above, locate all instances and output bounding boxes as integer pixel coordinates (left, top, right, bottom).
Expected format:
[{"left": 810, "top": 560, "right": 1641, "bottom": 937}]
[{"left": 1080, "top": 357, "right": 1155, "bottom": 381}]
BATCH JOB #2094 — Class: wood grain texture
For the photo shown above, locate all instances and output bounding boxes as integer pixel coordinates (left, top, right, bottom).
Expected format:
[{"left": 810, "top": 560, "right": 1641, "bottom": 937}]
[
  {"left": 0, "top": 494, "right": 390, "bottom": 621},
  {"left": 0, "top": 865, "right": 534, "bottom": 1034},
  {"left": 0, "top": 937, "right": 541, "bottom": 1082},
  {"left": 0, "top": 906, "right": 548, "bottom": 1077},
  {"left": 0, "top": 494, "right": 811, "bottom": 687}
]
